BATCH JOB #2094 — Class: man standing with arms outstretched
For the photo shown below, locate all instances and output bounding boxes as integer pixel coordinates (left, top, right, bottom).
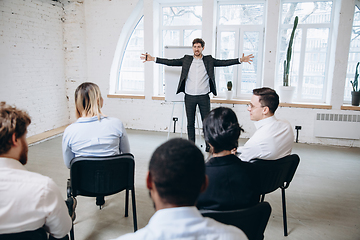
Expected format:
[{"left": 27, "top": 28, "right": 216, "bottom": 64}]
[{"left": 141, "top": 38, "right": 253, "bottom": 145}]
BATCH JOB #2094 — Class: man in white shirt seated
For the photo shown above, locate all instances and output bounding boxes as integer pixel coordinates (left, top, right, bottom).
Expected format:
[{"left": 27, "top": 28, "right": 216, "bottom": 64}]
[
  {"left": 237, "top": 87, "right": 294, "bottom": 162},
  {"left": 0, "top": 102, "right": 72, "bottom": 239},
  {"left": 112, "top": 138, "right": 248, "bottom": 240}
]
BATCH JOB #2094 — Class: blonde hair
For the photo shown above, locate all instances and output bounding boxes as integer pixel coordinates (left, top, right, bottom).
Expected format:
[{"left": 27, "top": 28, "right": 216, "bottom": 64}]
[{"left": 75, "top": 82, "right": 104, "bottom": 120}]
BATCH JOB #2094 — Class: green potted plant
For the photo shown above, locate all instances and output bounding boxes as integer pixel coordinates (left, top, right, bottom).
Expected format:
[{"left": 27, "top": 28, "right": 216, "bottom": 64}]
[
  {"left": 226, "top": 81, "right": 233, "bottom": 100},
  {"left": 279, "top": 16, "right": 298, "bottom": 103},
  {"left": 350, "top": 62, "right": 360, "bottom": 106}
]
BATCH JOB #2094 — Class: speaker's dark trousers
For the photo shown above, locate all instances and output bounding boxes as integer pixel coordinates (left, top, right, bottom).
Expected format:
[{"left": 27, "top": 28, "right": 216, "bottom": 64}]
[{"left": 185, "top": 93, "right": 210, "bottom": 143}]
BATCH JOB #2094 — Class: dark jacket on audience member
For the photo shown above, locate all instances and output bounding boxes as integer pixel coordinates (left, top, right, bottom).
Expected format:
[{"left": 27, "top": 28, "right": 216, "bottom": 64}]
[{"left": 197, "top": 154, "right": 260, "bottom": 211}]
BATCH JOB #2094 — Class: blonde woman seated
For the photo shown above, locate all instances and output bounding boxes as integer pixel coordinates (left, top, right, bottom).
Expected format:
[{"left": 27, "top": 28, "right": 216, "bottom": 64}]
[
  {"left": 197, "top": 107, "right": 259, "bottom": 211},
  {"left": 62, "top": 82, "right": 130, "bottom": 206}
]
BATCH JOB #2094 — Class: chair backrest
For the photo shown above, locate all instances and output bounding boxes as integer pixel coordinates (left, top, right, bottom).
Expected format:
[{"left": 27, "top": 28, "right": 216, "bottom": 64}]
[
  {"left": 0, "top": 228, "right": 47, "bottom": 240},
  {"left": 200, "top": 202, "right": 272, "bottom": 240},
  {"left": 250, "top": 154, "right": 300, "bottom": 195},
  {"left": 70, "top": 153, "right": 135, "bottom": 197}
]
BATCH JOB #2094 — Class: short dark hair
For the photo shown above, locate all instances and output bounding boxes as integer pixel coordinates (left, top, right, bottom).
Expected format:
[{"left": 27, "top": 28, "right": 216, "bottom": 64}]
[
  {"left": 149, "top": 138, "right": 206, "bottom": 206},
  {"left": 203, "top": 107, "right": 244, "bottom": 153},
  {"left": 253, "top": 87, "right": 279, "bottom": 114},
  {"left": 0, "top": 102, "right": 31, "bottom": 155},
  {"left": 192, "top": 38, "right": 205, "bottom": 48}
]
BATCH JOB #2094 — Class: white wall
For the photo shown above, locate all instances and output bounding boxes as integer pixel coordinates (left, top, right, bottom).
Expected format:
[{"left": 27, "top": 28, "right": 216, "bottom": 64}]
[
  {"left": 63, "top": 1, "right": 88, "bottom": 123},
  {"left": 1, "top": 0, "right": 359, "bottom": 148},
  {"left": 0, "top": 0, "right": 69, "bottom": 136},
  {"left": 84, "top": 0, "right": 360, "bottom": 147}
]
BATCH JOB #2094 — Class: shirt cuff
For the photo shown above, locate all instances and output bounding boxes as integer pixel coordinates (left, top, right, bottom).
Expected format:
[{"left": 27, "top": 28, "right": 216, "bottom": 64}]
[{"left": 239, "top": 58, "right": 242, "bottom": 64}]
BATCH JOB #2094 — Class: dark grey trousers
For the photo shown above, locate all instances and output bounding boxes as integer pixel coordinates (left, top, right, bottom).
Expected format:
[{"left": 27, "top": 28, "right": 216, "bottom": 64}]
[{"left": 184, "top": 93, "right": 210, "bottom": 143}]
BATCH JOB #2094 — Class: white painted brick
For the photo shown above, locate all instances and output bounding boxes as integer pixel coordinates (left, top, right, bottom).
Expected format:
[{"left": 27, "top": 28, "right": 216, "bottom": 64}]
[{"left": 0, "top": 0, "right": 69, "bottom": 137}]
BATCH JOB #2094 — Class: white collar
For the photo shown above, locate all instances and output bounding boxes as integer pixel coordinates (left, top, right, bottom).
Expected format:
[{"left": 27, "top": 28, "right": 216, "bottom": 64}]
[
  {"left": 76, "top": 116, "right": 106, "bottom": 123},
  {"left": 0, "top": 157, "right": 27, "bottom": 170},
  {"left": 148, "top": 206, "right": 201, "bottom": 226},
  {"left": 253, "top": 115, "right": 277, "bottom": 130}
]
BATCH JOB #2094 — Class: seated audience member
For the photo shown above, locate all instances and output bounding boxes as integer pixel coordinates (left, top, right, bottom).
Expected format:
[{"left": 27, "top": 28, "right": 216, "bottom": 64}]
[
  {"left": 62, "top": 82, "right": 130, "bottom": 207},
  {"left": 197, "top": 107, "right": 259, "bottom": 211},
  {"left": 111, "top": 138, "right": 248, "bottom": 240},
  {"left": 0, "top": 102, "right": 72, "bottom": 239},
  {"left": 237, "top": 87, "right": 294, "bottom": 162}
]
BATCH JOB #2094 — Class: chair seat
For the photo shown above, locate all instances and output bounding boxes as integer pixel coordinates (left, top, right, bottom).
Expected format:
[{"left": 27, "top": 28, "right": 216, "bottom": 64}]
[{"left": 200, "top": 202, "right": 272, "bottom": 240}]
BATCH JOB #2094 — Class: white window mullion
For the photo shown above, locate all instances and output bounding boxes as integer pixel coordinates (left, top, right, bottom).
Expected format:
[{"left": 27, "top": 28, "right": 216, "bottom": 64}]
[{"left": 297, "top": 27, "right": 307, "bottom": 101}]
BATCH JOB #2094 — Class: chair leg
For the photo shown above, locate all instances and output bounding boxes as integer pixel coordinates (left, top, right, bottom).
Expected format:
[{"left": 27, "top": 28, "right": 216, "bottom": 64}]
[
  {"left": 282, "top": 188, "right": 288, "bottom": 236},
  {"left": 131, "top": 187, "right": 138, "bottom": 232},
  {"left": 67, "top": 179, "right": 71, "bottom": 198},
  {"left": 70, "top": 223, "right": 74, "bottom": 240},
  {"left": 125, "top": 188, "right": 129, "bottom": 217}
]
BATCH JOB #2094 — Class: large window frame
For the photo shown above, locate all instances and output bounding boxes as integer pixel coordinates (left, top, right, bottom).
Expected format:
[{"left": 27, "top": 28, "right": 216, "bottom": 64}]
[
  {"left": 215, "top": 0, "right": 265, "bottom": 99},
  {"left": 276, "top": 0, "right": 335, "bottom": 103},
  {"left": 344, "top": 1, "right": 360, "bottom": 103},
  {"left": 158, "top": 2, "right": 202, "bottom": 95}
]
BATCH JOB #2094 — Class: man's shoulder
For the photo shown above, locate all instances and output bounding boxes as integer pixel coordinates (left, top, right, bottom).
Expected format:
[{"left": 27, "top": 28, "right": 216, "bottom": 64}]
[
  {"left": 17, "top": 169, "right": 53, "bottom": 186},
  {"left": 203, "top": 217, "right": 248, "bottom": 239},
  {"left": 1, "top": 167, "right": 56, "bottom": 194}
]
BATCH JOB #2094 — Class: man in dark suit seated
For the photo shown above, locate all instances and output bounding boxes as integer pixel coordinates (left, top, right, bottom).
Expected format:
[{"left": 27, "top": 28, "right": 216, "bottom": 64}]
[{"left": 0, "top": 102, "right": 72, "bottom": 239}]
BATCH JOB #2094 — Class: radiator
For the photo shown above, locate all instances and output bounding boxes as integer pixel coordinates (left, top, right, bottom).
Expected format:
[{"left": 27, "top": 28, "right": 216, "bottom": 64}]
[{"left": 314, "top": 113, "right": 360, "bottom": 139}]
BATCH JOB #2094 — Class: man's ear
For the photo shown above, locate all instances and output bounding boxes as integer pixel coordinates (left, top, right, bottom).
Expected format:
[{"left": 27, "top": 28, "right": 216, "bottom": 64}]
[
  {"left": 262, "top": 106, "right": 270, "bottom": 115},
  {"left": 146, "top": 171, "right": 153, "bottom": 190},
  {"left": 200, "top": 175, "right": 209, "bottom": 193},
  {"left": 11, "top": 133, "right": 19, "bottom": 147}
]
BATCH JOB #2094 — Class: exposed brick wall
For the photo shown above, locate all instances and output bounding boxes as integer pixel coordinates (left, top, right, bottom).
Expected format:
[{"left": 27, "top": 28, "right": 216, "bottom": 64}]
[
  {"left": 0, "top": 0, "right": 69, "bottom": 136},
  {"left": 63, "top": 1, "right": 87, "bottom": 122}
]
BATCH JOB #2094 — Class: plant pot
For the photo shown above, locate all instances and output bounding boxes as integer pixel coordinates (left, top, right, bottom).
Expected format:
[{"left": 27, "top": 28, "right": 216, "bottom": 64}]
[
  {"left": 226, "top": 90, "right": 233, "bottom": 100},
  {"left": 278, "top": 86, "right": 295, "bottom": 103},
  {"left": 351, "top": 91, "right": 360, "bottom": 106}
]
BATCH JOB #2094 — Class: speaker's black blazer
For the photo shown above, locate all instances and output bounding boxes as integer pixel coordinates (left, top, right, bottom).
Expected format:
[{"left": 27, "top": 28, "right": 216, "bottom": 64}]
[{"left": 156, "top": 55, "right": 240, "bottom": 96}]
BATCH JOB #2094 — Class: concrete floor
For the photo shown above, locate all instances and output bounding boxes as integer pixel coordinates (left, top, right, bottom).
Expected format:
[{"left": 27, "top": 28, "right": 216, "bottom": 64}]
[{"left": 27, "top": 129, "right": 360, "bottom": 240}]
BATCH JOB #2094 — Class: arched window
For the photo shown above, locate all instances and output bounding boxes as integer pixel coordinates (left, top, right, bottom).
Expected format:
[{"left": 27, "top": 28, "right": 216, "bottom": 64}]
[
  {"left": 109, "top": 0, "right": 144, "bottom": 94},
  {"left": 118, "top": 16, "right": 144, "bottom": 93}
]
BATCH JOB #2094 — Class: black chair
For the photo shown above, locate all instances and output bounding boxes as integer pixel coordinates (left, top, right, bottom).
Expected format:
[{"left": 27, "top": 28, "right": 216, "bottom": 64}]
[
  {"left": 0, "top": 228, "right": 69, "bottom": 240},
  {"left": 200, "top": 202, "right": 272, "bottom": 240},
  {"left": 250, "top": 154, "right": 300, "bottom": 237},
  {"left": 0, "top": 228, "right": 47, "bottom": 240},
  {"left": 66, "top": 154, "right": 137, "bottom": 240}
]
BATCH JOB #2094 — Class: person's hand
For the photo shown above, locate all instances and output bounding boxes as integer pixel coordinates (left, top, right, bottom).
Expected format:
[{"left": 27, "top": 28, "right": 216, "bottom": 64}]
[
  {"left": 240, "top": 53, "right": 254, "bottom": 64},
  {"left": 141, "top": 53, "right": 155, "bottom": 63}
]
